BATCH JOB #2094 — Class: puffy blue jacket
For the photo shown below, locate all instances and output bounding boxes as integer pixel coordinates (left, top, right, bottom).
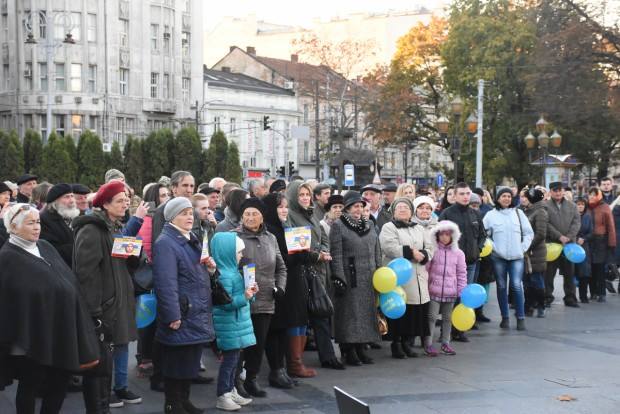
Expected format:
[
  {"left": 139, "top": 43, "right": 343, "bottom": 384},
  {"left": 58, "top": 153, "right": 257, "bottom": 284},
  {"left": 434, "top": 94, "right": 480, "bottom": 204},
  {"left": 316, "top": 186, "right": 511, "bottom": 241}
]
[
  {"left": 211, "top": 232, "right": 256, "bottom": 351},
  {"left": 153, "top": 224, "right": 215, "bottom": 346}
]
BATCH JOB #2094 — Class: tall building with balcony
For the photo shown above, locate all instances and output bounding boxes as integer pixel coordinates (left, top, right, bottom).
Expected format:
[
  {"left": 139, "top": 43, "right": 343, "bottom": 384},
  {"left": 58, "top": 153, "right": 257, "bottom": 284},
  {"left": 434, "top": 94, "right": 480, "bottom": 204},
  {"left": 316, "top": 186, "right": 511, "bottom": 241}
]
[{"left": 0, "top": 0, "right": 203, "bottom": 147}]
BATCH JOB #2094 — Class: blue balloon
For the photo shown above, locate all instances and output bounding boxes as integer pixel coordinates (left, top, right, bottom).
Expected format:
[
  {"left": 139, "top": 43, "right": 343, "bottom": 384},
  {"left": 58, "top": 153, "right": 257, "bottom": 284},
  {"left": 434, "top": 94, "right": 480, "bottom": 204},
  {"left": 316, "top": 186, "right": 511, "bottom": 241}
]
[
  {"left": 461, "top": 284, "right": 487, "bottom": 309},
  {"left": 388, "top": 258, "right": 413, "bottom": 286},
  {"left": 379, "top": 290, "right": 406, "bottom": 319},
  {"left": 136, "top": 293, "right": 157, "bottom": 329},
  {"left": 563, "top": 243, "right": 586, "bottom": 264}
]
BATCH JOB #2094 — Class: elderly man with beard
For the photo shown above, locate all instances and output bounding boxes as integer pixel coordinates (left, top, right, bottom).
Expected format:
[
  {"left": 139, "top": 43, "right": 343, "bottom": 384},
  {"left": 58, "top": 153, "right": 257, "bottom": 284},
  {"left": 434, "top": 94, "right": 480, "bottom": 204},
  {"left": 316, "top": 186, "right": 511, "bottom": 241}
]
[{"left": 40, "top": 183, "right": 81, "bottom": 266}]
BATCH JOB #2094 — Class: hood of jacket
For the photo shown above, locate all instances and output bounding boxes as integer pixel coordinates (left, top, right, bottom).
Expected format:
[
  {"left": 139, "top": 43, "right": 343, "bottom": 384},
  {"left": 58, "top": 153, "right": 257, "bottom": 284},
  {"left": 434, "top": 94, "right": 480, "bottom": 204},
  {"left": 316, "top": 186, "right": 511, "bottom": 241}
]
[
  {"left": 429, "top": 220, "right": 462, "bottom": 251},
  {"left": 263, "top": 193, "right": 283, "bottom": 228},
  {"left": 223, "top": 206, "right": 240, "bottom": 227},
  {"left": 211, "top": 232, "right": 238, "bottom": 274},
  {"left": 526, "top": 200, "right": 546, "bottom": 215},
  {"left": 286, "top": 180, "right": 313, "bottom": 217}
]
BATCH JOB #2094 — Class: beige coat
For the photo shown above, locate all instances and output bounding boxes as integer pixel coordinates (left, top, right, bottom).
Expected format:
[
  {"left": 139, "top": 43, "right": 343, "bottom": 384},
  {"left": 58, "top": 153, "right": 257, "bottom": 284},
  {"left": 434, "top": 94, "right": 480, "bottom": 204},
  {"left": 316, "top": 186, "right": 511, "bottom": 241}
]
[{"left": 379, "top": 221, "right": 434, "bottom": 305}]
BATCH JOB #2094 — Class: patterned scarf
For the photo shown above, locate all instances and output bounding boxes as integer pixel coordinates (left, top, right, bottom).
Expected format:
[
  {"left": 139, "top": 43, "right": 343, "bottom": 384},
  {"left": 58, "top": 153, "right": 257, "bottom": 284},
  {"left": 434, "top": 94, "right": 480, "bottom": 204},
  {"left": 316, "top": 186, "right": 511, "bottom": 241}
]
[{"left": 341, "top": 213, "right": 370, "bottom": 236}]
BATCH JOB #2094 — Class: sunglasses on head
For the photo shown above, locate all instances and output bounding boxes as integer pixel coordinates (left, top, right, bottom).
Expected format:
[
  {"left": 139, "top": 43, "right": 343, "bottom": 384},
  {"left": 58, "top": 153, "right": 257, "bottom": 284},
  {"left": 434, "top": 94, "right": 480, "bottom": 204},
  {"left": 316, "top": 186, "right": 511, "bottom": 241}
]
[{"left": 9, "top": 204, "right": 31, "bottom": 225}]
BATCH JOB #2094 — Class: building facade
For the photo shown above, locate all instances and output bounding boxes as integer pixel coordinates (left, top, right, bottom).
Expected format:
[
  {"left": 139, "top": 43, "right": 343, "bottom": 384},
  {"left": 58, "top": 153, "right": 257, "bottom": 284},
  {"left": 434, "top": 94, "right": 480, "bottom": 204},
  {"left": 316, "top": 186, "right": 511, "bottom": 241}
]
[
  {"left": 201, "top": 68, "right": 304, "bottom": 178},
  {"left": 0, "top": 0, "right": 203, "bottom": 147}
]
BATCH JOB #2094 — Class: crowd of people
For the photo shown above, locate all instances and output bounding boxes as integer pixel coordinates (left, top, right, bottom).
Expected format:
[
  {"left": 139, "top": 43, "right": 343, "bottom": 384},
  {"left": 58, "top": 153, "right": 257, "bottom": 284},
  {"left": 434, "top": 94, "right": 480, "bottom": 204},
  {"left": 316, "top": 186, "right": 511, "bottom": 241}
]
[{"left": 0, "top": 169, "right": 619, "bottom": 414}]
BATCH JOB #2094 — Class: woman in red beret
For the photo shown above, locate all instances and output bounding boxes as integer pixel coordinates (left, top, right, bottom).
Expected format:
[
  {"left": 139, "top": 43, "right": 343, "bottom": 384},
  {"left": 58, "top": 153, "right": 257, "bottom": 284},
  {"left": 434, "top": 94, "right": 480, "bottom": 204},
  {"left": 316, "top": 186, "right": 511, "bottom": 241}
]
[{"left": 72, "top": 180, "right": 140, "bottom": 412}]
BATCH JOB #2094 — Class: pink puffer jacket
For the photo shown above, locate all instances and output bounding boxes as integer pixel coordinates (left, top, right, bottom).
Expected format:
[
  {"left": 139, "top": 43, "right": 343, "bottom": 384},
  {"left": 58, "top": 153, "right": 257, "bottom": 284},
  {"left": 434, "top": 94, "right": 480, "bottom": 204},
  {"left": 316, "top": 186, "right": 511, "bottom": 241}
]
[{"left": 426, "top": 220, "right": 467, "bottom": 302}]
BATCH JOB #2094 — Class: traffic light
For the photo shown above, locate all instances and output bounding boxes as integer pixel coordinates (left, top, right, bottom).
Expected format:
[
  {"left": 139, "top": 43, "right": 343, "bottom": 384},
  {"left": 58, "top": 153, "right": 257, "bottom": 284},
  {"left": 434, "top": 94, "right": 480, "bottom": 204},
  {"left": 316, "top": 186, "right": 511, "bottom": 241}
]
[
  {"left": 263, "top": 116, "right": 270, "bottom": 130},
  {"left": 278, "top": 166, "right": 285, "bottom": 176},
  {"left": 288, "top": 161, "right": 297, "bottom": 175}
]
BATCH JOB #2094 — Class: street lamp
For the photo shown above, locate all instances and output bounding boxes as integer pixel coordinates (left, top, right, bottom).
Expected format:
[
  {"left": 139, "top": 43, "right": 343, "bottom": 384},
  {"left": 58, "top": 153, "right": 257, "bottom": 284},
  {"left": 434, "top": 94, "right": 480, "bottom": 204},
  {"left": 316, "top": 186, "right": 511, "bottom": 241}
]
[
  {"left": 24, "top": 10, "right": 75, "bottom": 144},
  {"left": 524, "top": 116, "right": 562, "bottom": 186}
]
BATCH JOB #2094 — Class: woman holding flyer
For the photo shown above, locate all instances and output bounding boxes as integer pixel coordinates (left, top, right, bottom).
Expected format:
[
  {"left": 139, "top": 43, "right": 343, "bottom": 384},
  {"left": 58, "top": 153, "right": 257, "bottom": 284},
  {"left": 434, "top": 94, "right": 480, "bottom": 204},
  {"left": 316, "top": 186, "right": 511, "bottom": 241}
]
[
  {"left": 330, "top": 191, "right": 382, "bottom": 366},
  {"left": 280, "top": 181, "right": 330, "bottom": 378},
  {"left": 235, "top": 197, "right": 287, "bottom": 398}
]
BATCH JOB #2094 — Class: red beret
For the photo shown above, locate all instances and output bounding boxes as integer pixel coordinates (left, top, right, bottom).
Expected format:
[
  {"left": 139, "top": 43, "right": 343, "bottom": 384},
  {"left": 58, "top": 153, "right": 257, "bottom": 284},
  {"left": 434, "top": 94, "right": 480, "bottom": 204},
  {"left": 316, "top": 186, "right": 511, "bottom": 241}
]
[{"left": 92, "top": 180, "right": 126, "bottom": 208}]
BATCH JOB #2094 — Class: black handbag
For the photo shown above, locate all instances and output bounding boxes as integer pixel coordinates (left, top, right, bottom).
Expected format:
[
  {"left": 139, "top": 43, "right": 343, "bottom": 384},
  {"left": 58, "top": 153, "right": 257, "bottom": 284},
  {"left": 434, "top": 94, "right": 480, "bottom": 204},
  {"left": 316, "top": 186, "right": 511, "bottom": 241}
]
[
  {"left": 83, "top": 320, "right": 113, "bottom": 377},
  {"left": 132, "top": 259, "right": 153, "bottom": 295},
  {"left": 306, "top": 266, "right": 334, "bottom": 318},
  {"left": 211, "top": 269, "right": 232, "bottom": 306}
]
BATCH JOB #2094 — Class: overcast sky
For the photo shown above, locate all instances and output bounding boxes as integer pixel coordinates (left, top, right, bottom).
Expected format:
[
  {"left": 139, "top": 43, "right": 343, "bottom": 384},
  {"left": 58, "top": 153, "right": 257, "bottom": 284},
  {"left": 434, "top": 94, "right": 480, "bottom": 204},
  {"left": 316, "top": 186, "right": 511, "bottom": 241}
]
[{"left": 203, "top": 0, "right": 451, "bottom": 30}]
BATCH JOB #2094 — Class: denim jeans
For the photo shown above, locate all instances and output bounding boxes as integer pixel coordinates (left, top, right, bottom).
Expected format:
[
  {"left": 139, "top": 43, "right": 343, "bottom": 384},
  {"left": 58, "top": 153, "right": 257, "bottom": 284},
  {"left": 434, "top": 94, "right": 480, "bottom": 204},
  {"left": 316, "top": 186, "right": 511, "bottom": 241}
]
[
  {"left": 112, "top": 344, "right": 129, "bottom": 390},
  {"left": 466, "top": 262, "right": 479, "bottom": 285},
  {"left": 217, "top": 350, "right": 240, "bottom": 396},
  {"left": 492, "top": 257, "right": 525, "bottom": 319}
]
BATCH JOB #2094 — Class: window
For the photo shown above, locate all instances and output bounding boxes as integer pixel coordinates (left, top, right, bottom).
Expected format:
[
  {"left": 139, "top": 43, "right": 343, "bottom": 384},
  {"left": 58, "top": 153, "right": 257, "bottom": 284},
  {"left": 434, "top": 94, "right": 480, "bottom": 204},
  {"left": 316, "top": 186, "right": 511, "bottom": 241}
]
[
  {"left": 70, "top": 63, "right": 81, "bottom": 92},
  {"left": 2, "top": 64, "right": 8, "bottom": 90},
  {"left": 71, "top": 115, "right": 82, "bottom": 139},
  {"left": 181, "top": 32, "right": 190, "bottom": 58},
  {"left": 163, "top": 73, "right": 170, "bottom": 99},
  {"left": 150, "top": 24, "right": 158, "bottom": 51},
  {"left": 163, "top": 25, "right": 170, "bottom": 54},
  {"left": 181, "top": 77, "right": 190, "bottom": 103},
  {"left": 40, "top": 114, "right": 47, "bottom": 141},
  {"left": 303, "top": 104, "right": 309, "bottom": 125},
  {"left": 114, "top": 117, "right": 125, "bottom": 144},
  {"left": 126, "top": 118, "right": 135, "bottom": 135},
  {"left": 24, "top": 62, "right": 33, "bottom": 91},
  {"left": 55, "top": 63, "right": 65, "bottom": 91},
  {"left": 39, "top": 62, "right": 47, "bottom": 91},
  {"left": 304, "top": 141, "right": 309, "bottom": 161},
  {"left": 23, "top": 114, "right": 33, "bottom": 130},
  {"left": 230, "top": 118, "right": 236, "bottom": 134},
  {"left": 150, "top": 72, "right": 158, "bottom": 98},
  {"left": 71, "top": 12, "right": 81, "bottom": 42},
  {"left": 183, "top": 0, "right": 190, "bottom": 12},
  {"left": 55, "top": 115, "right": 65, "bottom": 136},
  {"left": 54, "top": 18, "right": 64, "bottom": 40},
  {"left": 88, "top": 115, "right": 97, "bottom": 131},
  {"left": 38, "top": 12, "right": 46, "bottom": 38},
  {"left": 119, "top": 68, "right": 128, "bottom": 96},
  {"left": 88, "top": 65, "right": 96, "bottom": 93},
  {"left": 87, "top": 13, "right": 96, "bottom": 42},
  {"left": 213, "top": 116, "right": 221, "bottom": 134},
  {"left": 119, "top": 19, "right": 128, "bottom": 47},
  {"left": 2, "top": 15, "right": 7, "bottom": 39}
]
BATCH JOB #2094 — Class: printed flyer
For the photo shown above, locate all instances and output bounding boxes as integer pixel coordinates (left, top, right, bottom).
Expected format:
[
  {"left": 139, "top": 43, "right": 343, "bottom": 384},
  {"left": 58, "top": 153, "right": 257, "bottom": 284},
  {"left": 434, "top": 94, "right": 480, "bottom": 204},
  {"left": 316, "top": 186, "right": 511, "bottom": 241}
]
[
  {"left": 111, "top": 236, "right": 143, "bottom": 258},
  {"left": 285, "top": 226, "right": 312, "bottom": 253}
]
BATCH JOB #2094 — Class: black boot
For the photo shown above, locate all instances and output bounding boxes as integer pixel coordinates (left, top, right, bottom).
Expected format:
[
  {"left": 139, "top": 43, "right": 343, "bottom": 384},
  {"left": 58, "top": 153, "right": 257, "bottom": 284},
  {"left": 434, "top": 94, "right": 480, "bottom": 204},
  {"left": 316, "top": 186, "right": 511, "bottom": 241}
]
[
  {"left": 268, "top": 370, "right": 293, "bottom": 389},
  {"left": 179, "top": 380, "right": 203, "bottom": 414},
  {"left": 475, "top": 306, "right": 491, "bottom": 323},
  {"left": 234, "top": 374, "right": 251, "bottom": 398},
  {"left": 390, "top": 341, "right": 406, "bottom": 359},
  {"left": 164, "top": 379, "right": 189, "bottom": 414},
  {"left": 578, "top": 279, "right": 589, "bottom": 303},
  {"left": 524, "top": 287, "right": 534, "bottom": 317},
  {"left": 400, "top": 340, "right": 419, "bottom": 358},
  {"left": 281, "top": 368, "right": 299, "bottom": 386},
  {"left": 355, "top": 344, "right": 374, "bottom": 364},
  {"left": 341, "top": 344, "right": 362, "bottom": 366},
  {"left": 536, "top": 288, "right": 546, "bottom": 318},
  {"left": 244, "top": 377, "right": 267, "bottom": 398},
  {"left": 83, "top": 376, "right": 111, "bottom": 414}
]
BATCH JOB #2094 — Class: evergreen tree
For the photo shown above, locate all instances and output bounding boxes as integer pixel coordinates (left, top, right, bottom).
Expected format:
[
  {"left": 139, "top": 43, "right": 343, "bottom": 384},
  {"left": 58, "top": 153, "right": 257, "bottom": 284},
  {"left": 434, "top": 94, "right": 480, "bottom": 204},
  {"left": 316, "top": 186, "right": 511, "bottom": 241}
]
[
  {"left": 108, "top": 141, "right": 124, "bottom": 170},
  {"left": 159, "top": 129, "right": 176, "bottom": 174},
  {"left": 40, "top": 132, "right": 74, "bottom": 183},
  {"left": 77, "top": 130, "right": 106, "bottom": 188},
  {"left": 123, "top": 136, "right": 143, "bottom": 190},
  {"left": 142, "top": 131, "right": 168, "bottom": 183},
  {"left": 62, "top": 135, "right": 78, "bottom": 182},
  {"left": 22, "top": 129, "right": 43, "bottom": 175},
  {"left": 174, "top": 127, "right": 203, "bottom": 178},
  {"left": 0, "top": 130, "right": 24, "bottom": 181},
  {"left": 225, "top": 141, "right": 243, "bottom": 184},
  {"left": 204, "top": 131, "right": 228, "bottom": 180}
]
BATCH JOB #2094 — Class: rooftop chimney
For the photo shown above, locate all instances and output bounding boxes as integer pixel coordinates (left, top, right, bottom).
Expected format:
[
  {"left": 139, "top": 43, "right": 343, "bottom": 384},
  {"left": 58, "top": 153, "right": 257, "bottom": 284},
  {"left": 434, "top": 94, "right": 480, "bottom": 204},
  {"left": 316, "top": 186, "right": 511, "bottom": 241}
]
[
  {"left": 246, "top": 46, "right": 256, "bottom": 55},
  {"left": 290, "top": 54, "right": 298, "bottom": 63},
  {"left": 229, "top": 46, "right": 236, "bottom": 53},
  {"left": 221, "top": 66, "right": 231, "bottom": 73}
]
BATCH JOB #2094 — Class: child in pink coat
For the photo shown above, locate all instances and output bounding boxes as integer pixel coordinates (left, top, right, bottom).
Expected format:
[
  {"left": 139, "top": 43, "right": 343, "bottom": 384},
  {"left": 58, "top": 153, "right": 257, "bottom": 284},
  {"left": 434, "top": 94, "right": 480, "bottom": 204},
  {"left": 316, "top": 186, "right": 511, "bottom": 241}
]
[{"left": 425, "top": 220, "right": 467, "bottom": 355}]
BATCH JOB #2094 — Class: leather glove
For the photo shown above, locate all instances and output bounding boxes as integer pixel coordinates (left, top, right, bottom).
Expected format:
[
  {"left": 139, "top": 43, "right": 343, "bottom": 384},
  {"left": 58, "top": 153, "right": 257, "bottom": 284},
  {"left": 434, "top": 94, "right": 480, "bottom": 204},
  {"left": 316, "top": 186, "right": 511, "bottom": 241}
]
[
  {"left": 332, "top": 277, "right": 347, "bottom": 297},
  {"left": 273, "top": 287, "right": 285, "bottom": 299}
]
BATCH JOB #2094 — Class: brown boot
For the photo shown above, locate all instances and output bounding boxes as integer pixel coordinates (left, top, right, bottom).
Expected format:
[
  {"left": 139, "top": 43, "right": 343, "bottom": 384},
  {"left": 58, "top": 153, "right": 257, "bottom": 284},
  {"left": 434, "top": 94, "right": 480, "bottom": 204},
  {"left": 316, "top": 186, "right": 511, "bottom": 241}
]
[{"left": 287, "top": 336, "right": 317, "bottom": 378}]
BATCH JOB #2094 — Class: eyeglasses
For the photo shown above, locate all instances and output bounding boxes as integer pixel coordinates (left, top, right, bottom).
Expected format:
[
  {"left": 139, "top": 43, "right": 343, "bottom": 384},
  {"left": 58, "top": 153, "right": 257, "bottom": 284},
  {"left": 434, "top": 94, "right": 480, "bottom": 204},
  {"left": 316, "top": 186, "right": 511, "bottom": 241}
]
[{"left": 9, "top": 204, "right": 31, "bottom": 225}]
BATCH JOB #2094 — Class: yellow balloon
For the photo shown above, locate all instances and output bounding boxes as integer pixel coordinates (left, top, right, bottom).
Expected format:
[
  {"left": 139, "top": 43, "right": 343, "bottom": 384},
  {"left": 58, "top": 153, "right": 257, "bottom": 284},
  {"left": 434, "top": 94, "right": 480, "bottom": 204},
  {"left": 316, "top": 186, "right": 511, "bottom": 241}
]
[
  {"left": 373, "top": 267, "right": 397, "bottom": 293},
  {"left": 546, "top": 243, "right": 563, "bottom": 262},
  {"left": 480, "top": 239, "right": 493, "bottom": 258},
  {"left": 451, "top": 304, "right": 475, "bottom": 332},
  {"left": 393, "top": 286, "right": 407, "bottom": 303}
]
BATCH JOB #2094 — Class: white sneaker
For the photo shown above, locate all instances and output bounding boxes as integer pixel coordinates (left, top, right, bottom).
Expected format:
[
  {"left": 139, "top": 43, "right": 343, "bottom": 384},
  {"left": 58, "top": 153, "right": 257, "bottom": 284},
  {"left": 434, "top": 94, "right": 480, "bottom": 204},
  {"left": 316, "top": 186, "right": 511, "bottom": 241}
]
[
  {"left": 231, "top": 387, "right": 252, "bottom": 406},
  {"left": 216, "top": 393, "right": 241, "bottom": 411}
]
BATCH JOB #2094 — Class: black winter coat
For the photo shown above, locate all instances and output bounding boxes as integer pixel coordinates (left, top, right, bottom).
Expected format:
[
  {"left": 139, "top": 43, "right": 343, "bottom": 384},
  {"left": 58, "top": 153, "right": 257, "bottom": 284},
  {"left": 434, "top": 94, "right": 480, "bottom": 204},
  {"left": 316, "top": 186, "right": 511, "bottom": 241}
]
[
  {"left": 439, "top": 203, "right": 486, "bottom": 264},
  {"left": 40, "top": 208, "right": 74, "bottom": 266}
]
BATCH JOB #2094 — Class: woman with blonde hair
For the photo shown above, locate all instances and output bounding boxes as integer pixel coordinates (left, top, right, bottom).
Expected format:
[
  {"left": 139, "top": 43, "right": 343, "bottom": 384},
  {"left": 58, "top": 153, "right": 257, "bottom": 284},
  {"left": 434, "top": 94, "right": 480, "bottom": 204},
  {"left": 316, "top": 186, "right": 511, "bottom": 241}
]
[{"left": 395, "top": 183, "right": 416, "bottom": 201}]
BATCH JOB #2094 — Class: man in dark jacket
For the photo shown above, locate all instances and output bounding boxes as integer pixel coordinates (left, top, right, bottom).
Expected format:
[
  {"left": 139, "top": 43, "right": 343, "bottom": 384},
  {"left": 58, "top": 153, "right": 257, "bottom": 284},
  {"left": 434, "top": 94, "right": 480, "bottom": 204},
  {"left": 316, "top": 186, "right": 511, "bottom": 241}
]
[
  {"left": 600, "top": 177, "right": 615, "bottom": 204},
  {"left": 40, "top": 183, "right": 80, "bottom": 266},
  {"left": 439, "top": 182, "right": 486, "bottom": 341},
  {"left": 544, "top": 181, "right": 582, "bottom": 307},
  {"left": 15, "top": 173, "right": 37, "bottom": 204},
  {"left": 362, "top": 184, "right": 391, "bottom": 232}
]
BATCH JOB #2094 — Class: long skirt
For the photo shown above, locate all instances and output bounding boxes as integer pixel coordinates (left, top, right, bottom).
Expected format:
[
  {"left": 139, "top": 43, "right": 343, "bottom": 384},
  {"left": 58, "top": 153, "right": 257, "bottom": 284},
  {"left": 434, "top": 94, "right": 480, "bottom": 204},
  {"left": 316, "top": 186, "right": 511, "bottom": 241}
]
[
  {"left": 160, "top": 342, "right": 203, "bottom": 379},
  {"left": 386, "top": 303, "right": 430, "bottom": 341}
]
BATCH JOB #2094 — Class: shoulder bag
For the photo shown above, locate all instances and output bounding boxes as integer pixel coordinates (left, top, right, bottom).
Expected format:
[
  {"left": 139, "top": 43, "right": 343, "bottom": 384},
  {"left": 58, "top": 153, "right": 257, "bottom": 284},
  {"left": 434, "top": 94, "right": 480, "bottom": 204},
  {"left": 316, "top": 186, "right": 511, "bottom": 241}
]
[
  {"left": 306, "top": 266, "right": 334, "bottom": 318},
  {"left": 210, "top": 269, "right": 232, "bottom": 306}
]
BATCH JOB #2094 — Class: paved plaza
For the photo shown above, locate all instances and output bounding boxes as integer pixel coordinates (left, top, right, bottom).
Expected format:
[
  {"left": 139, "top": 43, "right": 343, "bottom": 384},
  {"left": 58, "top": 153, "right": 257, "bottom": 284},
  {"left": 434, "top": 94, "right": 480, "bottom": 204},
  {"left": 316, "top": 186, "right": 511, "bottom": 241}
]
[{"left": 2, "top": 275, "right": 620, "bottom": 413}]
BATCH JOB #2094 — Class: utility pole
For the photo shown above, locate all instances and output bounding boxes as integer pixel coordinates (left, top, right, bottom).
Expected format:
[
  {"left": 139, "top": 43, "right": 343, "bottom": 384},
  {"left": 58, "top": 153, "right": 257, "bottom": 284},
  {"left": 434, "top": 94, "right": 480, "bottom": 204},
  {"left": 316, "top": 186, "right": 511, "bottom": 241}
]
[
  {"left": 475, "top": 79, "right": 484, "bottom": 188},
  {"left": 195, "top": 100, "right": 199, "bottom": 130},
  {"left": 314, "top": 80, "right": 320, "bottom": 180}
]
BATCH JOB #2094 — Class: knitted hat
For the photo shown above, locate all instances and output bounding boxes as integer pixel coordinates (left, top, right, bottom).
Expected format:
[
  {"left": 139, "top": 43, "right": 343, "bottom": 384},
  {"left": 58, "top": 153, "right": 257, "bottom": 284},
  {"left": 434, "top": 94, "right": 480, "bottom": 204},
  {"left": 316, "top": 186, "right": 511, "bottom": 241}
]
[
  {"left": 0, "top": 182, "right": 11, "bottom": 195},
  {"left": 525, "top": 188, "right": 544, "bottom": 204},
  {"left": 92, "top": 180, "right": 126, "bottom": 208},
  {"left": 343, "top": 191, "right": 366, "bottom": 209},
  {"left": 239, "top": 197, "right": 266, "bottom": 217},
  {"left": 104, "top": 169, "right": 125, "bottom": 183},
  {"left": 495, "top": 186, "right": 513, "bottom": 201},
  {"left": 269, "top": 179, "right": 287, "bottom": 193},
  {"left": 469, "top": 193, "right": 481, "bottom": 205},
  {"left": 46, "top": 183, "right": 73, "bottom": 203},
  {"left": 389, "top": 197, "right": 414, "bottom": 215},
  {"left": 413, "top": 195, "right": 436, "bottom": 212},
  {"left": 163, "top": 197, "right": 193, "bottom": 222}
]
